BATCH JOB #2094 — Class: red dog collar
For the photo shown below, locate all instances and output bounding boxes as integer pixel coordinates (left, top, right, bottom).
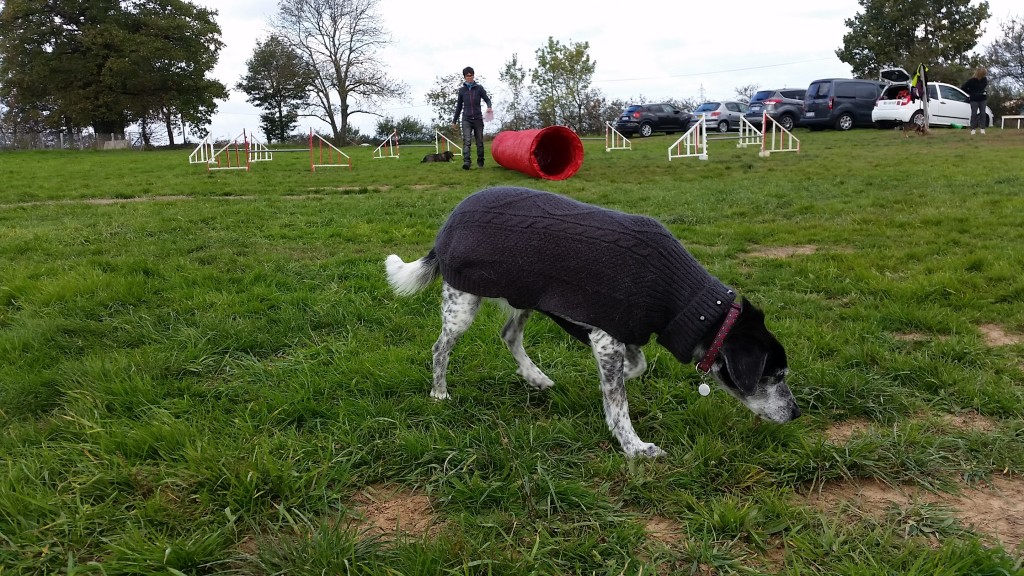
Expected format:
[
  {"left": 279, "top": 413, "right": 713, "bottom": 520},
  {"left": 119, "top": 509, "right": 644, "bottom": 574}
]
[{"left": 696, "top": 302, "right": 742, "bottom": 374}]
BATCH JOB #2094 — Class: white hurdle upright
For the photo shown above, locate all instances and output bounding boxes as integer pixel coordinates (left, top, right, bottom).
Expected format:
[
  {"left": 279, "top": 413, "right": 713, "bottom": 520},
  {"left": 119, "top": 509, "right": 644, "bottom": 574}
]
[
  {"left": 435, "top": 130, "right": 462, "bottom": 156},
  {"left": 605, "top": 122, "right": 631, "bottom": 152},
  {"left": 736, "top": 117, "right": 762, "bottom": 148},
  {"left": 373, "top": 129, "right": 400, "bottom": 159},
  {"left": 758, "top": 112, "right": 801, "bottom": 158},
  {"left": 247, "top": 133, "right": 273, "bottom": 162},
  {"left": 188, "top": 137, "right": 215, "bottom": 164},
  {"left": 668, "top": 117, "right": 708, "bottom": 161}
]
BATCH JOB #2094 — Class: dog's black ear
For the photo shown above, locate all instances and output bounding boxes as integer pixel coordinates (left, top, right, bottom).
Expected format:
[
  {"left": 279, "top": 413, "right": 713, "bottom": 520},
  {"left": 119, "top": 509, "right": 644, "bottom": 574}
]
[{"left": 721, "top": 337, "right": 767, "bottom": 395}]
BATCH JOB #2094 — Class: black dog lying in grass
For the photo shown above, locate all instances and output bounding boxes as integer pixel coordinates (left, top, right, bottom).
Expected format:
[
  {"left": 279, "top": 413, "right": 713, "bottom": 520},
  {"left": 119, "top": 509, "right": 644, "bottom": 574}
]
[{"left": 421, "top": 150, "right": 454, "bottom": 163}]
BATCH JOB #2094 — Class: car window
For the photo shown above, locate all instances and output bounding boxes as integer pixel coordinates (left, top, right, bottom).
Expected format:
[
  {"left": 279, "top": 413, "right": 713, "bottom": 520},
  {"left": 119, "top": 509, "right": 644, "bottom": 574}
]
[
  {"left": 624, "top": 105, "right": 642, "bottom": 114},
  {"left": 782, "top": 90, "right": 805, "bottom": 99},
  {"left": 694, "top": 103, "right": 719, "bottom": 112},
  {"left": 855, "top": 84, "right": 879, "bottom": 99},
  {"left": 751, "top": 90, "right": 774, "bottom": 102},
  {"left": 726, "top": 102, "right": 739, "bottom": 112},
  {"left": 927, "top": 85, "right": 938, "bottom": 99},
  {"left": 940, "top": 85, "right": 968, "bottom": 102},
  {"left": 807, "top": 82, "right": 831, "bottom": 98}
]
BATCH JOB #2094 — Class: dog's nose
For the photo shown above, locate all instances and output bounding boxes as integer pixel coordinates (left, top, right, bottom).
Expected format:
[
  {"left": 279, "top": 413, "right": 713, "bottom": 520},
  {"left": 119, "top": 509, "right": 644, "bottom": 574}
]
[{"left": 790, "top": 404, "right": 802, "bottom": 420}]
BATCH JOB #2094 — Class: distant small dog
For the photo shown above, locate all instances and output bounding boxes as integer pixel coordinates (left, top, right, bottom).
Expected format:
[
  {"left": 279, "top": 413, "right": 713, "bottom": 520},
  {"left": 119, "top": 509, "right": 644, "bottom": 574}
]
[
  {"left": 899, "top": 119, "right": 928, "bottom": 137},
  {"left": 421, "top": 150, "right": 454, "bottom": 163}
]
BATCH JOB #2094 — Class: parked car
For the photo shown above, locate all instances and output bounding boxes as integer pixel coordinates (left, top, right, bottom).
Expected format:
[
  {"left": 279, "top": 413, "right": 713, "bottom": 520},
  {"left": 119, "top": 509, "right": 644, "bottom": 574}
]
[
  {"left": 614, "top": 103, "right": 692, "bottom": 137},
  {"left": 692, "top": 101, "right": 749, "bottom": 132},
  {"left": 743, "top": 88, "right": 806, "bottom": 130},
  {"left": 802, "top": 78, "right": 887, "bottom": 131},
  {"left": 872, "top": 68, "right": 994, "bottom": 129}
]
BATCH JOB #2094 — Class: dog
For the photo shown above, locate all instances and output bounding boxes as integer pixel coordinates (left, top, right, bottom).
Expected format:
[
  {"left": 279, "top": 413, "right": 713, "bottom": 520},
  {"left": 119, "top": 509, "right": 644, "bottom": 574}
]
[
  {"left": 421, "top": 150, "right": 454, "bottom": 163},
  {"left": 899, "top": 119, "right": 928, "bottom": 137},
  {"left": 385, "top": 187, "right": 799, "bottom": 458}
]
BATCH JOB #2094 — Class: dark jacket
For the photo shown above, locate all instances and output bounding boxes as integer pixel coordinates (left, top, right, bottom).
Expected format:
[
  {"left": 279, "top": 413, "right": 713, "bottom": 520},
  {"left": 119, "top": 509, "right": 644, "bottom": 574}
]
[
  {"left": 961, "top": 77, "right": 988, "bottom": 102},
  {"left": 453, "top": 82, "right": 492, "bottom": 123},
  {"left": 432, "top": 187, "right": 736, "bottom": 361}
]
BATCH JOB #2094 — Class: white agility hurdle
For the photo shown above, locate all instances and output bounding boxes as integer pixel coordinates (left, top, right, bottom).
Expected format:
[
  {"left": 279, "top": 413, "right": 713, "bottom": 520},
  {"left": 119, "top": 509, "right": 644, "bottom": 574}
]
[
  {"left": 435, "top": 130, "right": 462, "bottom": 156},
  {"left": 735, "top": 117, "right": 762, "bottom": 149},
  {"left": 309, "top": 128, "right": 351, "bottom": 172},
  {"left": 188, "top": 138, "right": 215, "bottom": 165},
  {"left": 757, "top": 112, "right": 800, "bottom": 157},
  {"left": 605, "top": 122, "right": 631, "bottom": 152},
  {"left": 373, "top": 129, "right": 400, "bottom": 159},
  {"left": 206, "top": 131, "right": 251, "bottom": 172},
  {"left": 668, "top": 117, "right": 708, "bottom": 161}
]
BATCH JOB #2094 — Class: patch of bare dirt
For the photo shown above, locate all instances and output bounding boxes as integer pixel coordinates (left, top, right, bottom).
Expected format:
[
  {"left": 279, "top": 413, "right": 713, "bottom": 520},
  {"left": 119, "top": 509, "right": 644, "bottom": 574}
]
[
  {"left": 940, "top": 411, "right": 998, "bottom": 433},
  {"left": 348, "top": 484, "right": 443, "bottom": 541},
  {"left": 979, "top": 324, "right": 1024, "bottom": 347},
  {"left": 744, "top": 245, "right": 818, "bottom": 259},
  {"left": 823, "top": 417, "right": 873, "bottom": 444},
  {"left": 645, "top": 515, "right": 685, "bottom": 546},
  {"left": 803, "top": 475, "right": 1024, "bottom": 552},
  {"left": 1, "top": 195, "right": 259, "bottom": 209}
]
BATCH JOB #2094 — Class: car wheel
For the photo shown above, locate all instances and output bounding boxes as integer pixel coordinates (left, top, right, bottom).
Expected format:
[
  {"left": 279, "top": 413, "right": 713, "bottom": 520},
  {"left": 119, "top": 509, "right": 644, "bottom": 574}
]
[
  {"left": 717, "top": 120, "right": 729, "bottom": 133},
  {"left": 639, "top": 123, "right": 653, "bottom": 137},
  {"left": 910, "top": 110, "right": 925, "bottom": 129},
  {"left": 778, "top": 114, "right": 795, "bottom": 131},
  {"left": 835, "top": 113, "right": 854, "bottom": 131}
]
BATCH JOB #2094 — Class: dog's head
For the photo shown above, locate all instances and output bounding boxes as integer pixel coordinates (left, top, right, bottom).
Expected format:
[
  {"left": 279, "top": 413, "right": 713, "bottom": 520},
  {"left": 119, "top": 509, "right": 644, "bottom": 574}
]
[
  {"left": 705, "top": 298, "right": 800, "bottom": 423},
  {"left": 442, "top": 150, "right": 454, "bottom": 161}
]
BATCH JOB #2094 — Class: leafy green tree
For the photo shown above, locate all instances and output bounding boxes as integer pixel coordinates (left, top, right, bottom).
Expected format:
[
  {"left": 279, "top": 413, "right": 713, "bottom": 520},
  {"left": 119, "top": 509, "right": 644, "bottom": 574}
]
[
  {"left": 0, "top": 0, "right": 227, "bottom": 137},
  {"left": 373, "top": 115, "right": 430, "bottom": 142},
  {"left": 530, "top": 37, "right": 597, "bottom": 130},
  {"left": 836, "top": 0, "right": 990, "bottom": 79},
  {"left": 236, "top": 36, "right": 311, "bottom": 143},
  {"left": 985, "top": 14, "right": 1024, "bottom": 109},
  {"left": 272, "top": 0, "right": 408, "bottom": 143},
  {"left": 499, "top": 54, "right": 535, "bottom": 131},
  {"left": 424, "top": 72, "right": 465, "bottom": 130}
]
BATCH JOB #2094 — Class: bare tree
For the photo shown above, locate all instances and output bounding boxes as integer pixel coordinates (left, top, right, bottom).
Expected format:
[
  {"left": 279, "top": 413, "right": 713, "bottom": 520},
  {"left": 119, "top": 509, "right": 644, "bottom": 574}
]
[{"left": 272, "top": 0, "right": 408, "bottom": 143}]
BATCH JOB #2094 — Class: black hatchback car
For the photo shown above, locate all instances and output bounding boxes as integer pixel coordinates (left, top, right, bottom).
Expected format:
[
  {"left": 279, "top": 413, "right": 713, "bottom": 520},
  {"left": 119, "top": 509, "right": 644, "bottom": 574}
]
[{"left": 614, "top": 103, "right": 692, "bottom": 137}]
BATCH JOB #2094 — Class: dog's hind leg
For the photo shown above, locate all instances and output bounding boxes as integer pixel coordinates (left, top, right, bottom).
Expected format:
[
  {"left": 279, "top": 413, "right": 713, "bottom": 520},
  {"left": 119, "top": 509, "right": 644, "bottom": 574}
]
[
  {"left": 500, "top": 308, "right": 554, "bottom": 391},
  {"left": 624, "top": 345, "right": 647, "bottom": 381},
  {"left": 590, "top": 329, "right": 665, "bottom": 458},
  {"left": 432, "top": 282, "right": 481, "bottom": 400}
]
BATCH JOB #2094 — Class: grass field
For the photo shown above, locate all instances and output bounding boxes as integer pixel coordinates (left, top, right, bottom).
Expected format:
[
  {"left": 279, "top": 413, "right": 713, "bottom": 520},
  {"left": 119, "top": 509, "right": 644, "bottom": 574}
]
[{"left": 1, "top": 127, "right": 1023, "bottom": 575}]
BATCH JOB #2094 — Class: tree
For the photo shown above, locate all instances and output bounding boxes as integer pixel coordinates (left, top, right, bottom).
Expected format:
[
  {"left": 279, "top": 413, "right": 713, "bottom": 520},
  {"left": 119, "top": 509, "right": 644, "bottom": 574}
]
[
  {"left": 424, "top": 72, "right": 465, "bottom": 130},
  {"left": 0, "top": 0, "right": 227, "bottom": 137},
  {"left": 531, "top": 37, "right": 597, "bottom": 130},
  {"left": 236, "top": 36, "right": 310, "bottom": 143},
  {"left": 733, "top": 83, "right": 760, "bottom": 103},
  {"left": 374, "top": 115, "right": 429, "bottom": 142},
  {"left": 836, "top": 0, "right": 990, "bottom": 79},
  {"left": 272, "top": 0, "right": 408, "bottom": 143},
  {"left": 985, "top": 15, "right": 1024, "bottom": 97},
  {"left": 499, "top": 54, "right": 534, "bottom": 131}
]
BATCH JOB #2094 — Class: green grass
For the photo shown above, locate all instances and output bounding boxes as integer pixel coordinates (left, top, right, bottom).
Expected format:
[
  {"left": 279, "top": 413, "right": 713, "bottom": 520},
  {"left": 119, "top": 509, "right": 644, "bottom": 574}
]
[{"left": 1, "top": 128, "right": 1023, "bottom": 574}]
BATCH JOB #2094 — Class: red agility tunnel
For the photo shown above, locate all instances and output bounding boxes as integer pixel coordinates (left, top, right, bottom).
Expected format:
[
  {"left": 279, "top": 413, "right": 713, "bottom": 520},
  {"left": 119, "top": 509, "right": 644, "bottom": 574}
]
[{"left": 491, "top": 126, "right": 584, "bottom": 180}]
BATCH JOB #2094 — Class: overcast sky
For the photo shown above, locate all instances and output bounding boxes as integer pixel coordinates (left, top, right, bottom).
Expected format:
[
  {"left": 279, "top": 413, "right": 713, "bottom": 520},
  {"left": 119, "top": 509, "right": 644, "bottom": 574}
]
[{"left": 192, "top": 0, "right": 1017, "bottom": 142}]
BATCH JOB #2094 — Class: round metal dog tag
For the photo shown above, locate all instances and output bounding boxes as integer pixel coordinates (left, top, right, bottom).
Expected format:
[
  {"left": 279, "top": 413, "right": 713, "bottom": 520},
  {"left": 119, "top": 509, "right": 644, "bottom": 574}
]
[{"left": 698, "top": 383, "right": 711, "bottom": 396}]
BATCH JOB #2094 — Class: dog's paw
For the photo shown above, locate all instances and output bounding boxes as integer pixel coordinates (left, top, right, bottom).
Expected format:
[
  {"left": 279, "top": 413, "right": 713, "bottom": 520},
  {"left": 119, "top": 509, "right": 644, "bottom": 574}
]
[
  {"left": 625, "top": 443, "right": 666, "bottom": 459},
  {"left": 518, "top": 367, "right": 554, "bottom": 390},
  {"left": 429, "top": 390, "right": 450, "bottom": 401}
]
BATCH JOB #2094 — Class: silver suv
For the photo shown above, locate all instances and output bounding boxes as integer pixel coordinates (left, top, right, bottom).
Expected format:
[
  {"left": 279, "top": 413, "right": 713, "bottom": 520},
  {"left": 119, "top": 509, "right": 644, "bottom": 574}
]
[{"left": 743, "top": 88, "right": 806, "bottom": 130}]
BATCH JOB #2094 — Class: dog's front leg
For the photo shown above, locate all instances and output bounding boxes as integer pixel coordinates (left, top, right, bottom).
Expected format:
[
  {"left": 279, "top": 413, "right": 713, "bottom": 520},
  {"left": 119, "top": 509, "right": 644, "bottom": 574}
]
[{"left": 589, "top": 330, "right": 665, "bottom": 458}]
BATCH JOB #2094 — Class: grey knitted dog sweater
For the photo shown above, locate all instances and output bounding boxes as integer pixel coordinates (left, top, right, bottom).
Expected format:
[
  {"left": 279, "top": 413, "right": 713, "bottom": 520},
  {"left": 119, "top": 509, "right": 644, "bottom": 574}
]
[{"left": 432, "top": 187, "right": 736, "bottom": 362}]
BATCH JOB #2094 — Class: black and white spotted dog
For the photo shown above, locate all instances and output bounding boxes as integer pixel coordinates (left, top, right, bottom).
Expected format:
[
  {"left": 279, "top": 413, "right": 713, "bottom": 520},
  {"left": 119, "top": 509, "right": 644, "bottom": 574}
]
[{"left": 385, "top": 187, "right": 799, "bottom": 457}]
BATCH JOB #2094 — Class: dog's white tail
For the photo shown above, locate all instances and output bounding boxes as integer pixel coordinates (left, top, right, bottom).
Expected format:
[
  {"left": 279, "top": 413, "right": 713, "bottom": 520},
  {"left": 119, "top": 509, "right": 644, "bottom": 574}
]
[{"left": 385, "top": 251, "right": 440, "bottom": 295}]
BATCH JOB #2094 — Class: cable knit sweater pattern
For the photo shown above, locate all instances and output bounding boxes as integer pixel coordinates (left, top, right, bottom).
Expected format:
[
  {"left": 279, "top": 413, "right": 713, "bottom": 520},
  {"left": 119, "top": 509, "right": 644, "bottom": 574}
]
[{"left": 433, "top": 187, "right": 736, "bottom": 361}]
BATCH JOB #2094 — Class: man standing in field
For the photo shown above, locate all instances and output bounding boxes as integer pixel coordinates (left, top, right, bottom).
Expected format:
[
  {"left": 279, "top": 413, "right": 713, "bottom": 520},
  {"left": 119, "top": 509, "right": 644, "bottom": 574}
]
[{"left": 453, "top": 66, "right": 492, "bottom": 170}]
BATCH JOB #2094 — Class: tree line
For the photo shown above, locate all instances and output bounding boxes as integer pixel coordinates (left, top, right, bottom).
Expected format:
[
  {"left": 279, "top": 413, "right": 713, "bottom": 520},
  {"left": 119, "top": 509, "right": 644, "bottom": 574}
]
[{"left": 2, "top": 0, "right": 1022, "bottom": 147}]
